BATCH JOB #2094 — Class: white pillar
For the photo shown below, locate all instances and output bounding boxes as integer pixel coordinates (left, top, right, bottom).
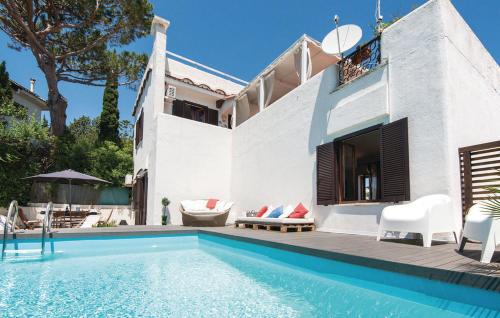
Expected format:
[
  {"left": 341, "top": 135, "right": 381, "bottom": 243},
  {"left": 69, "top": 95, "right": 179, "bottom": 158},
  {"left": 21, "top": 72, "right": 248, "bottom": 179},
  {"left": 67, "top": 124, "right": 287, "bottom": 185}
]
[
  {"left": 232, "top": 100, "right": 237, "bottom": 128},
  {"left": 147, "top": 16, "right": 169, "bottom": 226},
  {"left": 150, "top": 16, "right": 170, "bottom": 118},
  {"left": 258, "top": 77, "right": 265, "bottom": 112},
  {"left": 300, "top": 39, "right": 308, "bottom": 85}
]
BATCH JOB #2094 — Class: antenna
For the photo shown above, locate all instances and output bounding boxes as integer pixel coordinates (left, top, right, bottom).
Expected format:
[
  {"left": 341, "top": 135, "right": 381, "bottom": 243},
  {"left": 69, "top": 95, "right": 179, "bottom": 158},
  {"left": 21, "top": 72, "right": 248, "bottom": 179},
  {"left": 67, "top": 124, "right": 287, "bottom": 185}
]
[
  {"left": 334, "top": 15, "right": 342, "bottom": 59},
  {"left": 376, "top": 0, "right": 383, "bottom": 33}
]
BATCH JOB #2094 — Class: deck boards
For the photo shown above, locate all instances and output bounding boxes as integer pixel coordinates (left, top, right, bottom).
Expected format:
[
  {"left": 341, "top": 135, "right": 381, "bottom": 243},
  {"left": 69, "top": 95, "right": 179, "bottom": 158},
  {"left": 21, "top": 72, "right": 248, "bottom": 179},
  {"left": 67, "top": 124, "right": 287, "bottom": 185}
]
[{"left": 4, "top": 225, "right": 500, "bottom": 291}]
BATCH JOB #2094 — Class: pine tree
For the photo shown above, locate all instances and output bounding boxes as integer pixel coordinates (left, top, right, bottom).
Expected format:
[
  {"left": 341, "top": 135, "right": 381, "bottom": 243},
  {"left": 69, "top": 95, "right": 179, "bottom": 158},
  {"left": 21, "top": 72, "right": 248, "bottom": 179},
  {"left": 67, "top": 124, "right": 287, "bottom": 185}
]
[
  {"left": 0, "top": 61, "right": 13, "bottom": 101},
  {"left": 98, "top": 72, "right": 120, "bottom": 144}
]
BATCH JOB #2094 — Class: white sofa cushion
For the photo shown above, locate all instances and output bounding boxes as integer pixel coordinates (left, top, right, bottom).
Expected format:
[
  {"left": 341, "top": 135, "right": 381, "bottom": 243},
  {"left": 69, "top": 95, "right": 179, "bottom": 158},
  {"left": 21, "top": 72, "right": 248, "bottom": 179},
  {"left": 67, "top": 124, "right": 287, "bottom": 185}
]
[
  {"left": 261, "top": 205, "right": 274, "bottom": 218},
  {"left": 279, "top": 205, "right": 294, "bottom": 218},
  {"left": 236, "top": 216, "right": 315, "bottom": 224}
]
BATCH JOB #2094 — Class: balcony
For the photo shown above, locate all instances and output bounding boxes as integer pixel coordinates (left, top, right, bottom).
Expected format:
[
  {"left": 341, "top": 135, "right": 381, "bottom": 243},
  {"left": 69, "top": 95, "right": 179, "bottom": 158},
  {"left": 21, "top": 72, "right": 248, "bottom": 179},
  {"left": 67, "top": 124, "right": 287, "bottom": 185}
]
[{"left": 339, "top": 36, "right": 381, "bottom": 85}]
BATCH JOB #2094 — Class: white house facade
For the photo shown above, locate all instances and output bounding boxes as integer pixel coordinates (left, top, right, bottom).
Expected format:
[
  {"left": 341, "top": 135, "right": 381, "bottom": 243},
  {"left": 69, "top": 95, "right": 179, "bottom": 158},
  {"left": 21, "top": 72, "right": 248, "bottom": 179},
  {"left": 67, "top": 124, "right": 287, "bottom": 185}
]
[
  {"left": 133, "top": 0, "right": 500, "bottom": 236},
  {"left": 10, "top": 79, "right": 48, "bottom": 120}
]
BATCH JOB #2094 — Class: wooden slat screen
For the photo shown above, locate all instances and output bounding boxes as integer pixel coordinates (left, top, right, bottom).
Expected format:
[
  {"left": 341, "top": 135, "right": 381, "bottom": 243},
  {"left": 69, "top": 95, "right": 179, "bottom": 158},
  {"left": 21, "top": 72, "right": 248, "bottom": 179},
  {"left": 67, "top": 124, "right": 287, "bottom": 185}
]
[
  {"left": 459, "top": 140, "right": 500, "bottom": 219},
  {"left": 316, "top": 142, "right": 338, "bottom": 205},
  {"left": 380, "top": 117, "right": 410, "bottom": 202}
]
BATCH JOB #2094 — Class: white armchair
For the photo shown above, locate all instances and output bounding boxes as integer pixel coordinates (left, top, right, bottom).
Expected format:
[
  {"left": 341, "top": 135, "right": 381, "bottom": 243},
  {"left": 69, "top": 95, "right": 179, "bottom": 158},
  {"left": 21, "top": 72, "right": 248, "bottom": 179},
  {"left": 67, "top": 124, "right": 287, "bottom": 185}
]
[
  {"left": 459, "top": 204, "right": 500, "bottom": 263},
  {"left": 377, "top": 194, "right": 461, "bottom": 247}
]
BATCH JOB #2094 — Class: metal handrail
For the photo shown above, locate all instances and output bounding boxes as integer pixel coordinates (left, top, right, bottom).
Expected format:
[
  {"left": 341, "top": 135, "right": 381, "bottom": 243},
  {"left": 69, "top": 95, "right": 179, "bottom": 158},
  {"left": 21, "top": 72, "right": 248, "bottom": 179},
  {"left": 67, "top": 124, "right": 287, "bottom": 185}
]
[
  {"left": 2, "top": 200, "right": 19, "bottom": 259},
  {"left": 41, "top": 202, "right": 53, "bottom": 255}
]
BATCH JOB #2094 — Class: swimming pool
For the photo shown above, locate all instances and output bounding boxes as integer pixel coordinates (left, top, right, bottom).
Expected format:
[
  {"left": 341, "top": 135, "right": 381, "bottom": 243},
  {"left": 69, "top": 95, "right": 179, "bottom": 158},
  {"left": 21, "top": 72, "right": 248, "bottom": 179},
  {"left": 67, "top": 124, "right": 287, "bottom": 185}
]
[{"left": 0, "top": 234, "right": 498, "bottom": 317}]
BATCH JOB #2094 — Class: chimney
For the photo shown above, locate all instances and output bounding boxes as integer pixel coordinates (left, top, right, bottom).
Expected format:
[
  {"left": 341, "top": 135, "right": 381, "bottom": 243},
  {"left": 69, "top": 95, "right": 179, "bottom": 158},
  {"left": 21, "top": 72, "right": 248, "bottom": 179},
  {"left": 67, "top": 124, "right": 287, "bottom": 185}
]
[{"left": 29, "top": 78, "right": 36, "bottom": 93}]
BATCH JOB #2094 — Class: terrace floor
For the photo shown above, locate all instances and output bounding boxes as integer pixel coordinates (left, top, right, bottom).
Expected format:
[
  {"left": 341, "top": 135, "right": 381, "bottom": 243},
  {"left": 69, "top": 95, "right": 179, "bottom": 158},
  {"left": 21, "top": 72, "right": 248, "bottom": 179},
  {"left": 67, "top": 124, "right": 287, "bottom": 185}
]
[{"left": 4, "top": 225, "right": 500, "bottom": 291}]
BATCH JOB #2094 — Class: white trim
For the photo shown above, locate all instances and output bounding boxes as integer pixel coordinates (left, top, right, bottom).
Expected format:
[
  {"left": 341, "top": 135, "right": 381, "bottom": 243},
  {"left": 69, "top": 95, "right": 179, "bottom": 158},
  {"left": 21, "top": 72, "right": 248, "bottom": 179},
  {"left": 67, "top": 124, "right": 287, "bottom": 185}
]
[
  {"left": 166, "top": 77, "right": 230, "bottom": 98},
  {"left": 166, "top": 51, "right": 248, "bottom": 85}
]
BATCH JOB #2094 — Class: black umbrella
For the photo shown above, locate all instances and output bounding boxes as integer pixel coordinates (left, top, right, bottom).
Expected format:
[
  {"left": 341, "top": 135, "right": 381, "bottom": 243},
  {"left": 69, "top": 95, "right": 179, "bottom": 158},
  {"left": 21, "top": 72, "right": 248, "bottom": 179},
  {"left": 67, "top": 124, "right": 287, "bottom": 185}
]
[{"left": 24, "top": 169, "right": 111, "bottom": 211}]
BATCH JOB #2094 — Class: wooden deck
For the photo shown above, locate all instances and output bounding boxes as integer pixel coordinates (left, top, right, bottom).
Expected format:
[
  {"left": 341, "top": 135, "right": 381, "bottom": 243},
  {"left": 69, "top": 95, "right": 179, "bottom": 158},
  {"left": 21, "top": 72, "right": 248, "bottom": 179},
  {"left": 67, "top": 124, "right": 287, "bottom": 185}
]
[{"left": 4, "top": 225, "right": 500, "bottom": 291}]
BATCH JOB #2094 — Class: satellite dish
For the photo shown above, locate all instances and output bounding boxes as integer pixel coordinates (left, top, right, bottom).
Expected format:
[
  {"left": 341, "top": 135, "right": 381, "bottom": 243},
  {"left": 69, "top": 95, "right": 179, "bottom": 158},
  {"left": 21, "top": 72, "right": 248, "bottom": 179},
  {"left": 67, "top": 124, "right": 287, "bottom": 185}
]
[{"left": 321, "top": 24, "right": 362, "bottom": 55}]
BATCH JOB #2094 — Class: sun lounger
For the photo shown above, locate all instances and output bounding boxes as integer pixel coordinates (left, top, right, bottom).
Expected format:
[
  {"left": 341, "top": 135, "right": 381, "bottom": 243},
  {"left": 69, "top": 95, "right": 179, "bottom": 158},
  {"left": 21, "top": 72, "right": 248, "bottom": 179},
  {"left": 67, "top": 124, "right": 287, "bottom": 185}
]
[
  {"left": 80, "top": 214, "right": 101, "bottom": 228},
  {"left": 18, "top": 208, "right": 42, "bottom": 230}
]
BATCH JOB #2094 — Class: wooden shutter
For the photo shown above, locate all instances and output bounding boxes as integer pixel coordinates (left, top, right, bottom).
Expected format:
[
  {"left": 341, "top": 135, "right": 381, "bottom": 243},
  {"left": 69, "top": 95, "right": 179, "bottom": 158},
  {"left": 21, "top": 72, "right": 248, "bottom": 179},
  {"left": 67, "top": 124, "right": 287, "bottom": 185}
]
[
  {"left": 317, "top": 142, "right": 338, "bottom": 205},
  {"left": 172, "top": 100, "right": 184, "bottom": 117},
  {"left": 182, "top": 102, "right": 192, "bottom": 119},
  {"left": 135, "top": 111, "right": 143, "bottom": 148},
  {"left": 207, "top": 108, "right": 218, "bottom": 126},
  {"left": 380, "top": 117, "right": 410, "bottom": 202}
]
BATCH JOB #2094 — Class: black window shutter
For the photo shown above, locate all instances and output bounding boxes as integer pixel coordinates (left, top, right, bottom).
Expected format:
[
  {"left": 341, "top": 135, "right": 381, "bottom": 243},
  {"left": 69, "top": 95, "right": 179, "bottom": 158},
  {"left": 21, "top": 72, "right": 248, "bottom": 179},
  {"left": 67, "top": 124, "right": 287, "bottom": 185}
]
[
  {"left": 135, "top": 111, "right": 143, "bottom": 148},
  {"left": 380, "top": 117, "right": 410, "bottom": 202},
  {"left": 316, "top": 142, "right": 338, "bottom": 205},
  {"left": 172, "top": 100, "right": 184, "bottom": 117},
  {"left": 207, "top": 108, "right": 218, "bottom": 126},
  {"left": 182, "top": 102, "right": 192, "bottom": 119}
]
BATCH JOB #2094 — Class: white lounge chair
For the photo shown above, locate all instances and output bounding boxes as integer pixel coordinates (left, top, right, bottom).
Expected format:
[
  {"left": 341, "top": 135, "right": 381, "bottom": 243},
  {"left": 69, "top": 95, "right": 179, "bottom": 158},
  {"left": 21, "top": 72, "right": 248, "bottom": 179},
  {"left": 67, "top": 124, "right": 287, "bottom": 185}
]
[
  {"left": 377, "top": 194, "right": 461, "bottom": 247},
  {"left": 79, "top": 214, "right": 101, "bottom": 228},
  {"left": 459, "top": 204, "right": 500, "bottom": 263}
]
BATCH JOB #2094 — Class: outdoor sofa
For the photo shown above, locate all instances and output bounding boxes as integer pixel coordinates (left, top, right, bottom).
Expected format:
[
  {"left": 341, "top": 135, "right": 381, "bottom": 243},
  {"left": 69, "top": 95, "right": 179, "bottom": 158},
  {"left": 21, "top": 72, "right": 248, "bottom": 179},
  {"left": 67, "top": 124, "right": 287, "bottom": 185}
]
[
  {"left": 235, "top": 204, "right": 315, "bottom": 233},
  {"left": 180, "top": 200, "right": 233, "bottom": 227}
]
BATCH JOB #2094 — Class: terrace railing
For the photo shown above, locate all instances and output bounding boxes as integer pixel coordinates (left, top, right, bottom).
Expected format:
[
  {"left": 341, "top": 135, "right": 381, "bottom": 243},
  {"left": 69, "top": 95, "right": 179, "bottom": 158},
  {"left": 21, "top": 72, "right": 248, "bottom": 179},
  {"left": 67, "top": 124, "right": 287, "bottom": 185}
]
[{"left": 339, "top": 36, "right": 381, "bottom": 85}]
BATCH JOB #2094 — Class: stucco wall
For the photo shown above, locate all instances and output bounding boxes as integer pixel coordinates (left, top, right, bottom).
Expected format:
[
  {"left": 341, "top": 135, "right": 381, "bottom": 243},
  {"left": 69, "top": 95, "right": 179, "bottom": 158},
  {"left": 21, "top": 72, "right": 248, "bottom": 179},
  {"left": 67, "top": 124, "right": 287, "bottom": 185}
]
[
  {"left": 439, "top": 0, "right": 500, "bottom": 228},
  {"left": 230, "top": 0, "right": 467, "bottom": 235},
  {"left": 136, "top": 0, "right": 499, "bottom": 234},
  {"left": 148, "top": 114, "right": 232, "bottom": 225}
]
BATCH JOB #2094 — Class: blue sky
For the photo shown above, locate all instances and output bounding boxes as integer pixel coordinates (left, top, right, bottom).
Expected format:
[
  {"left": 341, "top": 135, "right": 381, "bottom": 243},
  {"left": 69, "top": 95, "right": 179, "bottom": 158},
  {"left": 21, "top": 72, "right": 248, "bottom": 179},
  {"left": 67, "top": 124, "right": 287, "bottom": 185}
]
[{"left": 0, "top": 0, "right": 498, "bottom": 123}]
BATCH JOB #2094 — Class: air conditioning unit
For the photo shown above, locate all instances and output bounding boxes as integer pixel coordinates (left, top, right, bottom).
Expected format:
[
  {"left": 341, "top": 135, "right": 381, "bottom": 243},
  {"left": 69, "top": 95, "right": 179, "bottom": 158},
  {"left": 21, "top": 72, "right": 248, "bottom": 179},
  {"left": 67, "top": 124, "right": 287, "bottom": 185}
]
[{"left": 166, "top": 85, "right": 176, "bottom": 99}]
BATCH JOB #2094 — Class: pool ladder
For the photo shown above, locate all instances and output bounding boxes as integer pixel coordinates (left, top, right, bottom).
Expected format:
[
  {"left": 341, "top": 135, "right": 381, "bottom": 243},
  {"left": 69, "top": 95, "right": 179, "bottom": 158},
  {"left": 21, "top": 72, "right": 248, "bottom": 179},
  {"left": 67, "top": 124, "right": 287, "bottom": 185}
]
[{"left": 1, "top": 201, "right": 54, "bottom": 259}]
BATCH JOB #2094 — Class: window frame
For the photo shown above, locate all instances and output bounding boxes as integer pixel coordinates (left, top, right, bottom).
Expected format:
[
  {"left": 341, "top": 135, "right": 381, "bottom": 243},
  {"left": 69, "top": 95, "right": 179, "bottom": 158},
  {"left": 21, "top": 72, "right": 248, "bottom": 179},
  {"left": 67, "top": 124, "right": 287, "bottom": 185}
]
[
  {"left": 135, "top": 110, "right": 144, "bottom": 149},
  {"left": 334, "top": 124, "right": 383, "bottom": 204}
]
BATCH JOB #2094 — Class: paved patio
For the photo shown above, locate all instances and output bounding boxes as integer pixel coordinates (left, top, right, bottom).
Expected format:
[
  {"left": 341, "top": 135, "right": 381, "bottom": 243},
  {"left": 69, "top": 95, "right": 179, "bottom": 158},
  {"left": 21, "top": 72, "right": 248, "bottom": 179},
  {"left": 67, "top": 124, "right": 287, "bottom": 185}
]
[{"left": 4, "top": 225, "right": 500, "bottom": 291}]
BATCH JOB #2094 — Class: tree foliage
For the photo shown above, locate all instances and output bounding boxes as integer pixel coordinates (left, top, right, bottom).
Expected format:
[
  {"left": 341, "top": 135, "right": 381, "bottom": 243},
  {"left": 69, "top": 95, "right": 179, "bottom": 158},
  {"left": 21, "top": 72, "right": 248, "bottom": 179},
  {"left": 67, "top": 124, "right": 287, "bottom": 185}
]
[
  {"left": 0, "top": 60, "right": 27, "bottom": 120},
  {"left": 0, "top": 0, "right": 153, "bottom": 135},
  {"left": 99, "top": 72, "right": 120, "bottom": 144},
  {"left": 0, "top": 117, "right": 54, "bottom": 206}
]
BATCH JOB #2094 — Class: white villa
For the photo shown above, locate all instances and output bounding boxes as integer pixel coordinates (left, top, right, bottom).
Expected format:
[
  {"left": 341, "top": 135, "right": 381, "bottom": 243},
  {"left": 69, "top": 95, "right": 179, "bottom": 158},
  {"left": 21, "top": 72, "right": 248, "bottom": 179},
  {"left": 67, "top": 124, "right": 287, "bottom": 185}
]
[
  {"left": 10, "top": 79, "right": 47, "bottom": 120},
  {"left": 132, "top": 0, "right": 500, "bottom": 236}
]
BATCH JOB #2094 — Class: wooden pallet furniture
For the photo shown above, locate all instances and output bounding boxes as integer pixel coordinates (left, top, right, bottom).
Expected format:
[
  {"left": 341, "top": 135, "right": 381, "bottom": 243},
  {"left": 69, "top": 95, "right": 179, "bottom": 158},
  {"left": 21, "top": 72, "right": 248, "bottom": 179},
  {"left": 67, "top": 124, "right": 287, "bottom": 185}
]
[{"left": 234, "top": 219, "right": 315, "bottom": 233}]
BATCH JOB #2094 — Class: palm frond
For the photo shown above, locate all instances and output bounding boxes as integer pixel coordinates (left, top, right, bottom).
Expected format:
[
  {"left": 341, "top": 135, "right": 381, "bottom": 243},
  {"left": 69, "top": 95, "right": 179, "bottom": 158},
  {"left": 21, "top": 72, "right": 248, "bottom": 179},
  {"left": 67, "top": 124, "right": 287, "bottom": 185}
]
[{"left": 480, "top": 170, "right": 500, "bottom": 219}]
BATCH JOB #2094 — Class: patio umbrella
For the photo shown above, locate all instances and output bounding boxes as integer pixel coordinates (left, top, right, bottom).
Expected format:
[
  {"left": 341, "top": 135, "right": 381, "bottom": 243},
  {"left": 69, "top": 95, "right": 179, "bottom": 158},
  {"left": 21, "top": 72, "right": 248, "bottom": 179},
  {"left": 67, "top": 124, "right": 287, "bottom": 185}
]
[{"left": 24, "top": 169, "right": 111, "bottom": 212}]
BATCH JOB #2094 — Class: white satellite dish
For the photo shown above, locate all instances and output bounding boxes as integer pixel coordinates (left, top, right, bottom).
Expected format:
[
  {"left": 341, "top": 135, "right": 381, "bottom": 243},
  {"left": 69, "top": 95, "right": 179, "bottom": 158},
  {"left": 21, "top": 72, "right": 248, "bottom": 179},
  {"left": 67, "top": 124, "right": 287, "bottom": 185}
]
[{"left": 321, "top": 24, "right": 362, "bottom": 55}]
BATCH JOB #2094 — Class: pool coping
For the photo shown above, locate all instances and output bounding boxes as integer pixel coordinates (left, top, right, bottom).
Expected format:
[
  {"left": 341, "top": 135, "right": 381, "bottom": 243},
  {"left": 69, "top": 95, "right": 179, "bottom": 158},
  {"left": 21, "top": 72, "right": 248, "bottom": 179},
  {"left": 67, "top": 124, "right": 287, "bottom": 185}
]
[{"left": 3, "top": 227, "right": 500, "bottom": 292}]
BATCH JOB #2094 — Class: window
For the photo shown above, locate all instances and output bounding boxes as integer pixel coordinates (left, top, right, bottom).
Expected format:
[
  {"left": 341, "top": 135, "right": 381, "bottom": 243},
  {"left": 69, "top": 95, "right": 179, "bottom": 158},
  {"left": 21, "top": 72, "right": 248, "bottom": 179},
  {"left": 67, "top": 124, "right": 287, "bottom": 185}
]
[
  {"left": 172, "top": 99, "right": 218, "bottom": 126},
  {"left": 135, "top": 111, "right": 144, "bottom": 148},
  {"left": 316, "top": 118, "right": 409, "bottom": 205},
  {"left": 337, "top": 128, "right": 381, "bottom": 202}
]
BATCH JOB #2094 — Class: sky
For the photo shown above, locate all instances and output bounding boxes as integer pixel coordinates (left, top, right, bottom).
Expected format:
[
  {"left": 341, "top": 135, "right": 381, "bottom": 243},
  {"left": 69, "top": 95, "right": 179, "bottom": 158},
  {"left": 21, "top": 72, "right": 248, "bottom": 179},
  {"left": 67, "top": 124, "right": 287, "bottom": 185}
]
[{"left": 0, "top": 0, "right": 498, "bottom": 124}]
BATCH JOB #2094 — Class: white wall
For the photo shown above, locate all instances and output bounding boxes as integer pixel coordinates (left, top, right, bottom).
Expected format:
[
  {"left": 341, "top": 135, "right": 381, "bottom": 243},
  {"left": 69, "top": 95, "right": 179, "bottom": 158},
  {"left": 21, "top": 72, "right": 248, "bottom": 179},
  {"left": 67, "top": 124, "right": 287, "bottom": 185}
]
[
  {"left": 439, "top": 0, "right": 500, "bottom": 228},
  {"left": 12, "top": 92, "right": 46, "bottom": 121},
  {"left": 136, "top": 1, "right": 500, "bottom": 234},
  {"left": 230, "top": 0, "right": 472, "bottom": 235},
  {"left": 148, "top": 114, "right": 232, "bottom": 225}
]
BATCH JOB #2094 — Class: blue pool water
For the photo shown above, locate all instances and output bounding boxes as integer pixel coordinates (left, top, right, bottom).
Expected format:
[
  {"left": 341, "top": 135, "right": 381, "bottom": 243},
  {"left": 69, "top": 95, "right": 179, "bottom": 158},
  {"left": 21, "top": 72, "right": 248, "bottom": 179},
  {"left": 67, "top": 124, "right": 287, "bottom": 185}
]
[{"left": 0, "top": 234, "right": 499, "bottom": 317}]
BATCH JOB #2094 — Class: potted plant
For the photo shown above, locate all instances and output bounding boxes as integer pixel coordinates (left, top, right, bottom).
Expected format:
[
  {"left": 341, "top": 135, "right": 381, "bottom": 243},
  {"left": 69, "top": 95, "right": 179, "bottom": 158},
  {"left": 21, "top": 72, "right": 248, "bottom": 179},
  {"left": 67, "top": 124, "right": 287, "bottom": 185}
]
[{"left": 161, "top": 197, "right": 171, "bottom": 225}]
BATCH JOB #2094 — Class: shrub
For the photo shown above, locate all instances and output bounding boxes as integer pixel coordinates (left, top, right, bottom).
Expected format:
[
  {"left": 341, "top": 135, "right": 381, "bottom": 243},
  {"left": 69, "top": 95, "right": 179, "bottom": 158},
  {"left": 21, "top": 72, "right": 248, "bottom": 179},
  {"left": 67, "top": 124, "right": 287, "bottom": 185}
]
[{"left": 0, "top": 117, "right": 54, "bottom": 206}]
